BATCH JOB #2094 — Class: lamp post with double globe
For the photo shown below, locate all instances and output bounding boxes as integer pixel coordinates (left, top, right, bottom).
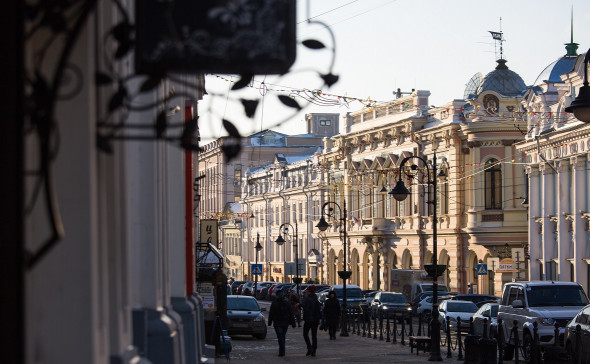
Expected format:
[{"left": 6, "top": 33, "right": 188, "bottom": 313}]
[
  {"left": 316, "top": 199, "right": 351, "bottom": 337},
  {"left": 275, "top": 221, "right": 303, "bottom": 293},
  {"left": 389, "top": 152, "right": 446, "bottom": 361},
  {"left": 565, "top": 50, "right": 590, "bottom": 122}
]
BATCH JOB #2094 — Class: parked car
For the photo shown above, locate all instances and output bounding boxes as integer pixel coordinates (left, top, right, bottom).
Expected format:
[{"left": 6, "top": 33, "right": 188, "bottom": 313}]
[
  {"left": 565, "top": 304, "right": 590, "bottom": 362},
  {"left": 267, "top": 284, "right": 279, "bottom": 300},
  {"left": 416, "top": 294, "right": 453, "bottom": 318},
  {"left": 451, "top": 294, "right": 499, "bottom": 306},
  {"left": 270, "top": 283, "right": 295, "bottom": 300},
  {"left": 360, "top": 291, "right": 379, "bottom": 313},
  {"left": 438, "top": 300, "right": 478, "bottom": 332},
  {"left": 370, "top": 292, "right": 412, "bottom": 318},
  {"left": 410, "top": 291, "right": 451, "bottom": 314},
  {"left": 236, "top": 283, "right": 246, "bottom": 295},
  {"left": 231, "top": 280, "right": 247, "bottom": 295},
  {"left": 498, "top": 281, "right": 589, "bottom": 361},
  {"left": 241, "top": 281, "right": 255, "bottom": 296},
  {"left": 331, "top": 284, "right": 364, "bottom": 308},
  {"left": 300, "top": 284, "right": 330, "bottom": 296},
  {"left": 472, "top": 303, "right": 499, "bottom": 338},
  {"left": 252, "top": 282, "right": 273, "bottom": 299},
  {"left": 226, "top": 296, "right": 267, "bottom": 339}
]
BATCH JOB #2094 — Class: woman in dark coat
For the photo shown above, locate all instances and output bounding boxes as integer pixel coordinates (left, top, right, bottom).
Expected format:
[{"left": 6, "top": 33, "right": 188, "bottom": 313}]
[{"left": 322, "top": 290, "right": 341, "bottom": 340}]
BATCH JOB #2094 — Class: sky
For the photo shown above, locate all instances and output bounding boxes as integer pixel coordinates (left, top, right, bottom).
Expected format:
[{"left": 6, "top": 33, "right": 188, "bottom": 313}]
[{"left": 198, "top": 0, "right": 590, "bottom": 145}]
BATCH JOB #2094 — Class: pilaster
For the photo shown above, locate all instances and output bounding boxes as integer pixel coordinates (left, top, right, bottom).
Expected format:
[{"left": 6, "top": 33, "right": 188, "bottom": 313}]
[{"left": 556, "top": 159, "right": 571, "bottom": 280}]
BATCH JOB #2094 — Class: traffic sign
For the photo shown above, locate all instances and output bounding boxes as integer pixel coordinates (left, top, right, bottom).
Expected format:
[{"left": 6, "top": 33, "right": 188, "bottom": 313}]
[
  {"left": 476, "top": 263, "right": 488, "bottom": 275},
  {"left": 251, "top": 264, "right": 263, "bottom": 276}
]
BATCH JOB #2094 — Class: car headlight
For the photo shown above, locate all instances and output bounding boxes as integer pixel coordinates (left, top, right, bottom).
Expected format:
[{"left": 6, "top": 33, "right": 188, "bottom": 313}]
[
  {"left": 406, "top": 307, "right": 412, "bottom": 311},
  {"left": 537, "top": 318, "right": 555, "bottom": 326},
  {"left": 382, "top": 306, "right": 388, "bottom": 310},
  {"left": 253, "top": 315, "right": 264, "bottom": 322}
]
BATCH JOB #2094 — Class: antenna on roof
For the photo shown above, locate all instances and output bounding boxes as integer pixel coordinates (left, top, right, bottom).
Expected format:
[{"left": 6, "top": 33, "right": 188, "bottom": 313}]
[{"left": 488, "top": 17, "right": 504, "bottom": 61}]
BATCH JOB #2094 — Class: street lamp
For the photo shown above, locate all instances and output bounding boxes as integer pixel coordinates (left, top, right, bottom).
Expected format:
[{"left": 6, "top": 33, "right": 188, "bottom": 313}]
[
  {"left": 388, "top": 152, "right": 446, "bottom": 361},
  {"left": 254, "top": 233, "right": 263, "bottom": 299},
  {"left": 275, "top": 221, "right": 302, "bottom": 292},
  {"left": 316, "top": 199, "right": 351, "bottom": 337},
  {"left": 565, "top": 50, "right": 590, "bottom": 122}
]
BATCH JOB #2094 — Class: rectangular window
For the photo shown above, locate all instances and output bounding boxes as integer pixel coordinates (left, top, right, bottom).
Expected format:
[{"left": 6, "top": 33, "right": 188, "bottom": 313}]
[
  {"left": 319, "top": 120, "right": 332, "bottom": 126},
  {"left": 299, "top": 203, "right": 303, "bottom": 222},
  {"left": 546, "top": 261, "right": 557, "bottom": 281},
  {"left": 485, "top": 164, "right": 502, "bottom": 209}
]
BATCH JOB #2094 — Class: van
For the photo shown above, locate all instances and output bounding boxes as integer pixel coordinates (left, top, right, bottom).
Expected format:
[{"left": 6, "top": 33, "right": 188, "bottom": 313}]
[{"left": 330, "top": 284, "right": 364, "bottom": 307}]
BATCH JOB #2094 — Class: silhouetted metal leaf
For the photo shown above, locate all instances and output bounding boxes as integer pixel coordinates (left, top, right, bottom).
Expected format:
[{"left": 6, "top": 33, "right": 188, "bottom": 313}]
[
  {"left": 95, "top": 72, "right": 113, "bottom": 86},
  {"left": 96, "top": 135, "right": 113, "bottom": 154},
  {"left": 108, "top": 86, "right": 127, "bottom": 112},
  {"left": 223, "top": 119, "right": 241, "bottom": 138},
  {"left": 321, "top": 73, "right": 339, "bottom": 87},
  {"left": 222, "top": 143, "right": 241, "bottom": 163},
  {"left": 181, "top": 117, "right": 199, "bottom": 150},
  {"left": 155, "top": 110, "right": 167, "bottom": 138},
  {"left": 232, "top": 74, "right": 254, "bottom": 90},
  {"left": 278, "top": 95, "right": 301, "bottom": 110},
  {"left": 111, "top": 22, "right": 133, "bottom": 42},
  {"left": 140, "top": 72, "right": 164, "bottom": 92},
  {"left": 302, "top": 39, "right": 326, "bottom": 50},
  {"left": 115, "top": 41, "right": 133, "bottom": 59},
  {"left": 241, "top": 99, "right": 259, "bottom": 118}
]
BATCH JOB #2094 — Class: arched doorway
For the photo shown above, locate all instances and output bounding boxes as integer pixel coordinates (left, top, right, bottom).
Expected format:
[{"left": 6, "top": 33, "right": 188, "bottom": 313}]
[
  {"left": 467, "top": 251, "right": 478, "bottom": 293},
  {"left": 383, "top": 249, "right": 397, "bottom": 291},
  {"left": 402, "top": 249, "right": 413, "bottom": 269},
  {"left": 424, "top": 250, "right": 433, "bottom": 267},
  {"left": 327, "top": 249, "right": 336, "bottom": 286},
  {"left": 439, "top": 249, "right": 451, "bottom": 290}
]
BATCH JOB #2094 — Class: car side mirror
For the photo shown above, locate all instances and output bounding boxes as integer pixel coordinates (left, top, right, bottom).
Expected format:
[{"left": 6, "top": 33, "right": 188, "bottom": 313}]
[
  {"left": 374, "top": 299, "right": 380, "bottom": 303},
  {"left": 512, "top": 300, "right": 524, "bottom": 308},
  {"left": 260, "top": 307, "right": 266, "bottom": 312},
  {"left": 439, "top": 308, "right": 445, "bottom": 313}
]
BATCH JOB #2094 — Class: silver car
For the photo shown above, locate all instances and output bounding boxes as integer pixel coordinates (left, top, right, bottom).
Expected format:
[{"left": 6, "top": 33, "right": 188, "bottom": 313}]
[
  {"left": 472, "top": 303, "right": 499, "bottom": 338},
  {"left": 226, "top": 296, "right": 267, "bottom": 339},
  {"left": 439, "top": 300, "right": 478, "bottom": 332}
]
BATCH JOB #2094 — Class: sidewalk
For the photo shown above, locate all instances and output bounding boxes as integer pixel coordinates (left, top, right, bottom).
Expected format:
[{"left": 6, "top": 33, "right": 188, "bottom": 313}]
[{"left": 224, "top": 325, "right": 450, "bottom": 363}]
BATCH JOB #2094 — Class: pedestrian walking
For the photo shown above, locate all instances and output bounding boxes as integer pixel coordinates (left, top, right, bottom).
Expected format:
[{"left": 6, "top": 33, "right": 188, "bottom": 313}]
[
  {"left": 302, "top": 285, "right": 322, "bottom": 356},
  {"left": 290, "top": 291, "right": 302, "bottom": 327},
  {"left": 322, "top": 290, "right": 341, "bottom": 340},
  {"left": 268, "top": 289, "right": 296, "bottom": 357}
]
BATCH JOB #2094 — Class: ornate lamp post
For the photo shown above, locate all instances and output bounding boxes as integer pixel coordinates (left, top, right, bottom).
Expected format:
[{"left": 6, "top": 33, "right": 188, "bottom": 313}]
[
  {"left": 254, "top": 233, "right": 263, "bottom": 299},
  {"left": 275, "top": 221, "right": 302, "bottom": 292},
  {"left": 389, "top": 152, "right": 446, "bottom": 361},
  {"left": 316, "top": 200, "right": 351, "bottom": 337},
  {"left": 565, "top": 51, "right": 590, "bottom": 122}
]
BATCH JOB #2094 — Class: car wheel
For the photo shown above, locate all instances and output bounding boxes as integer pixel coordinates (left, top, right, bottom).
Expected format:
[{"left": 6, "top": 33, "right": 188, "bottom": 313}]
[
  {"left": 522, "top": 332, "right": 532, "bottom": 361},
  {"left": 254, "top": 333, "right": 266, "bottom": 340}
]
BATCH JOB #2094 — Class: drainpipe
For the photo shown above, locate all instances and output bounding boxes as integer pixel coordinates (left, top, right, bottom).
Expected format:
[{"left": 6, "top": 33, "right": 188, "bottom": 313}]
[{"left": 262, "top": 170, "right": 272, "bottom": 281}]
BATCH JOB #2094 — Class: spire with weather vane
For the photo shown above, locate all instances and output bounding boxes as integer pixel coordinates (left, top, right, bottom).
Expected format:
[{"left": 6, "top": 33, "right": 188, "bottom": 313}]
[{"left": 565, "top": 6, "right": 578, "bottom": 57}]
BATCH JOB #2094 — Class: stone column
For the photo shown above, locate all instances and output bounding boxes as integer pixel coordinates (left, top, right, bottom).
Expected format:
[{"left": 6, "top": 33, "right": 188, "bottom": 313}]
[
  {"left": 556, "top": 159, "right": 571, "bottom": 280},
  {"left": 527, "top": 166, "right": 542, "bottom": 280},
  {"left": 540, "top": 163, "right": 556, "bottom": 280},
  {"left": 573, "top": 155, "right": 589, "bottom": 290}
]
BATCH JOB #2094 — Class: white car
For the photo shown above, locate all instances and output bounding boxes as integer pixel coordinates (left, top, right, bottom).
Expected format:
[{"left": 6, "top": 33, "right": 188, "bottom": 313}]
[
  {"left": 438, "top": 300, "right": 478, "bottom": 332},
  {"left": 416, "top": 295, "right": 453, "bottom": 318}
]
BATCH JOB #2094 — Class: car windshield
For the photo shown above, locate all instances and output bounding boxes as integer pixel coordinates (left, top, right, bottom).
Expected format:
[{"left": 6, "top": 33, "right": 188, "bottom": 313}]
[
  {"left": 227, "top": 298, "right": 260, "bottom": 311},
  {"left": 526, "top": 285, "right": 589, "bottom": 307},
  {"left": 447, "top": 302, "right": 478, "bottom": 313},
  {"left": 380, "top": 294, "right": 407, "bottom": 303},
  {"left": 334, "top": 288, "right": 363, "bottom": 298}
]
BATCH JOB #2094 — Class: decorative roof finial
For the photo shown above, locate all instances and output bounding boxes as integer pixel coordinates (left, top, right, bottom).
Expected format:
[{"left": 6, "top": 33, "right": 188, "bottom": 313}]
[
  {"left": 489, "top": 17, "right": 505, "bottom": 61},
  {"left": 565, "top": 6, "right": 579, "bottom": 57}
]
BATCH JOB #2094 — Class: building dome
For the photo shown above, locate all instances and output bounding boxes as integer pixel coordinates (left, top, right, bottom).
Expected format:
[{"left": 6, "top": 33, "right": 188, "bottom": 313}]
[
  {"left": 476, "top": 59, "right": 527, "bottom": 97},
  {"left": 533, "top": 42, "right": 579, "bottom": 85}
]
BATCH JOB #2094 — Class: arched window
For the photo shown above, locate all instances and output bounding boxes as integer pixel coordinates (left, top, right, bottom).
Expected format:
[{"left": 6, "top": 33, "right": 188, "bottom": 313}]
[{"left": 485, "top": 159, "right": 502, "bottom": 209}]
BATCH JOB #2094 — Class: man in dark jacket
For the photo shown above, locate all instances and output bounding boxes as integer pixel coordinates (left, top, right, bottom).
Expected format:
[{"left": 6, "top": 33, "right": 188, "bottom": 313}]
[
  {"left": 322, "top": 290, "right": 341, "bottom": 340},
  {"left": 302, "top": 285, "right": 322, "bottom": 356},
  {"left": 268, "top": 289, "right": 295, "bottom": 357}
]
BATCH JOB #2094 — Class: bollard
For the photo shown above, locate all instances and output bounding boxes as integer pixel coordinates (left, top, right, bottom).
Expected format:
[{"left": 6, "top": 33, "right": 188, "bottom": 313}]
[
  {"left": 554, "top": 322, "right": 559, "bottom": 347},
  {"left": 373, "top": 313, "right": 377, "bottom": 339},
  {"left": 497, "top": 318, "right": 503, "bottom": 364},
  {"left": 513, "top": 320, "right": 520, "bottom": 364},
  {"left": 386, "top": 313, "right": 391, "bottom": 342},
  {"left": 575, "top": 324, "right": 582, "bottom": 364},
  {"left": 357, "top": 309, "right": 361, "bottom": 336},
  {"left": 379, "top": 311, "right": 384, "bottom": 341},
  {"left": 408, "top": 313, "right": 414, "bottom": 337},
  {"left": 457, "top": 316, "right": 464, "bottom": 361},
  {"left": 479, "top": 318, "right": 498, "bottom": 364},
  {"left": 463, "top": 316, "right": 479, "bottom": 364},
  {"left": 392, "top": 313, "right": 397, "bottom": 343},
  {"left": 418, "top": 313, "right": 422, "bottom": 336},
  {"left": 529, "top": 321, "right": 541, "bottom": 364},
  {"left": 470, "top": 317, "right": 475, "bottom": 335},
  {"left": 446, "top": 318, "right": 452, "bottom": 358},
  {"left": 401, "top": 315, "right": 406, "bottom": 345}
]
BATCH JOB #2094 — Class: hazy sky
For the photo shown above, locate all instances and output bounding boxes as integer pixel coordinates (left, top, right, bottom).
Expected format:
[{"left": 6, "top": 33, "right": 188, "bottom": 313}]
[{"left": 199, "top": 0, "right": 590, "bottom": 144}]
